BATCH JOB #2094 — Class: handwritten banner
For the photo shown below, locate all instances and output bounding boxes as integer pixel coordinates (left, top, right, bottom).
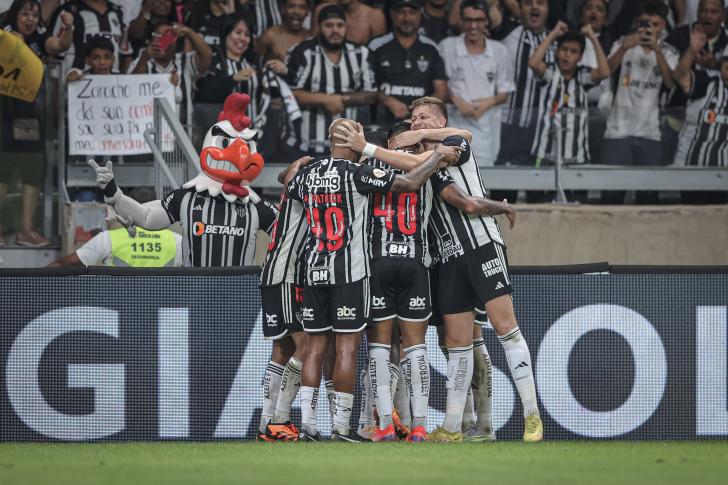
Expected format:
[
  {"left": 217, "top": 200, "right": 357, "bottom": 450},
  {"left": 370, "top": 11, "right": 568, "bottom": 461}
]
[
  {"left": 0, "top": 30, "right": 44, "bottom": 102},
  {"left": 67, "top": 74, "right": 175, "bottom": 155}
]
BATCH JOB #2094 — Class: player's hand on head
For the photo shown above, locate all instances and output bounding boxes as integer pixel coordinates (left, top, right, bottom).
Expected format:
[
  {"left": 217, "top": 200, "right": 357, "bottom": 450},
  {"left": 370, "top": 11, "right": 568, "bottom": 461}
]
[
  {"left": 393, "top": 130, "right": 422, "bottom": 149},
  {"left": 333, "top": 120, "right": 366, "bottom": 152},
  {"left": 434, "top": 144, "right": 463, "bottom": 165},
  {"left": 88, "top": 159, "right": 115, "bottom": 189}
]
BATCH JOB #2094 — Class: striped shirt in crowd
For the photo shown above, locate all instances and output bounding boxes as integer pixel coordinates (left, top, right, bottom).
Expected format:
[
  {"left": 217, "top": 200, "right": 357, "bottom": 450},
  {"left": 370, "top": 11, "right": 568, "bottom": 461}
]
[
  {"left": 429, "top": 137, "right": 504, "bottom": 264},
  {"left": 162, "top": 188, "right": 278, "bottom": 267},
  {"left": 260, "top": 194, "right": 309, "bottom": 287},
  {"left": 254, "top": 0, "right": 282, "bottom": 37},
  {"left": 499, "top": 25, "right": 552, "bottom": 128},
  {"left": 287, "top": 157, "right": 396, "bottom": 286},
  {"left": 128, "top": 51, "right": 200, "bottom": 126},
  {"left": 682, "top": 70, "right": 728, "bottom": 166},
  {"left": 286, "top": 39, "right": 376, "bottom": 154},
  {"left": 369, "top": 158, "right": 433, "bottom": 266},
  {"left": 531, "top": 64, "right": 595, "bottom": 164}
]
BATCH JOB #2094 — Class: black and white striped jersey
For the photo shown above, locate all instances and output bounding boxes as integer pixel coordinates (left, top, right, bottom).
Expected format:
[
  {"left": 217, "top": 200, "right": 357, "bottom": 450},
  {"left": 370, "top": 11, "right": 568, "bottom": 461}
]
[
  {"left": 285, "top": 39, "right": 376, "bottom": 153},
  {"left": 531, "top": 64, "right": 595, "bottom": 164},
  {"left": 499, "top": 25, "right": 552, "bottom": 128},
  {"left": 368, "top": 158, "right": 433, "bottom": 265},
  {"left": 260, "top": 194, "right": 308, "bottom": 287},
  {"left": 162, "top": 188, "right": 278, "bottom": 267},
  {"left": 684, "top": 70, "right": 728, "bottom": 166},
  {"left": 429, "top": 137, "right": 504, "bottom": 264},
  {"left": 253, "top": 0, "right": 282, "bottom": 37},
  {"left": 287, "top": 157, "right": 397, "bottom": 286}
]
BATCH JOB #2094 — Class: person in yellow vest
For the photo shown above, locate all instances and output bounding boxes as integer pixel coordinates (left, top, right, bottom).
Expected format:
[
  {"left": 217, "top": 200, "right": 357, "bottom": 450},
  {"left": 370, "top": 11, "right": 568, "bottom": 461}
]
[{"left": 48, "top": 187, "right": 183, "bottom": 268}]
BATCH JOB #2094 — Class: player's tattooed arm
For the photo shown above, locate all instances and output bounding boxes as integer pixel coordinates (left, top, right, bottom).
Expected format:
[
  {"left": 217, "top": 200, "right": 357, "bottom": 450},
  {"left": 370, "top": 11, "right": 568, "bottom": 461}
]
[
  {"left": 440, "top": 184, "right": 517, "bottom": 229},
  {"left": 333, "top": 121, "right": 432, "bottom": 171},
  {"left": 390, "top": 144, "right": 462, "bottom": 193},
  {"left": 277, "top": 156, "right": 313, "bottom": 184},
  {"left": 392, "top": 127, "right": 473, "bottom": 148}
]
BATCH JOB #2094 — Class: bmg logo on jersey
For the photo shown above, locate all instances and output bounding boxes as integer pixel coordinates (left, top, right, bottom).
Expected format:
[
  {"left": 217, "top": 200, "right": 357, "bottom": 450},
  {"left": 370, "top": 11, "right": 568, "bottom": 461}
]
[
  {"left": 336, "top": 306, "right": 357, "bottom": 320},
  {"left": 482, "top": 258, "right": 503, "bottom": 278},
  {"left": 305, "top": 169, "right": 340, "bottom": 192},
  {"left": 409, "top": 296, "right": 427, "bottom": 311}
]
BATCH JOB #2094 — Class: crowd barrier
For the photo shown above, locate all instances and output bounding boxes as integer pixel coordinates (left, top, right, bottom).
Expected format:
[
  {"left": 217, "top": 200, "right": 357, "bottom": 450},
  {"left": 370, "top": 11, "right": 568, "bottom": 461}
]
[{"left": 1, "top": 265, "right": 727, "bottom": 441}]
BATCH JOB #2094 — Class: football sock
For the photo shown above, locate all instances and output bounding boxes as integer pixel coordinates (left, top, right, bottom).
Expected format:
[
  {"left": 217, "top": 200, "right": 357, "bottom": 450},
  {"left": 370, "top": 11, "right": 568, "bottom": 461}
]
[
  {"left": 404, "top": 344, "right": 428, "bottom": 428},
  {"left": 259, "top": 361, "right": 284, "bottom": 433},
  {"left": 369, "top": 344, "right": 393, "bottom": 429},
  {"left": 472, "top": 338, "right": 493, "bottom": 431},
  {"left": 357, "top": 366, "right": 375, "bottom": 431},
  {"left": 462, "top": 388, "right": 475, "bottom": 432},
  {"left": 324, "top": 379, "right": 335, "bottom": 422},
  {"left": 332, "top": 392, "right": 355, "bottom": 435},
  {"left": 272, "top": 356, "right": 302, "bottom": 423},
  {"left": 299, "top": 385, "right": 319, "bottom": 434},
  {"left": 394, "top": 359, "right": 411, "bottom": 428},
  {"left": 498, "top": 327, "right": 539, "bottom": 417},
  {"left": 442, "top": 345, "right": 474, "bottom": 433}
]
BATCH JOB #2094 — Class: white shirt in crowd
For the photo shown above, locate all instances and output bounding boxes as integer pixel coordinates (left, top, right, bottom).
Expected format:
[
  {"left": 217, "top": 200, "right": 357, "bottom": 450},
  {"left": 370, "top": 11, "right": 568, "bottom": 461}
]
[
  {"left": 438, "top": 34, "right": 514, "bottom": 166},
  {"left": 604, "top": 38, "right": 679, "bottom": 141},
  {"left": 76, "top": 230, "right": 183, "bottom": 266}
]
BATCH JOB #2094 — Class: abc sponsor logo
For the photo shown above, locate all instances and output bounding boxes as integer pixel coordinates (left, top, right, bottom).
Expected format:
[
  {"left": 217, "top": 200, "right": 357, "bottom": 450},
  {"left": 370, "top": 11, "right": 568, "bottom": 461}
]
[
  {"left": 372, "top": 296, "right": 386, "bottom": 309},
  {"left": 336, "top": 306, "right": 357, "bottom": 320},
  {"left": 409, "top": 296, "right": 426, "bottom": 310},
  {"left": 265, "top": 314, "right": 278, "bottom": 326},
  {"left": 301, "top": 307, "right": 314, "bottom": 320}
]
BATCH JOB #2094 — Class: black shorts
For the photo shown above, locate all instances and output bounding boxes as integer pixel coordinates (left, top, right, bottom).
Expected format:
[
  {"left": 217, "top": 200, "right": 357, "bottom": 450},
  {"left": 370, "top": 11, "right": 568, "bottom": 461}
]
[
  {"left": 429, "top": 265, "right": 488, "bottom": 326},
  {"left": 370, "top": 258, "right": 431, "bottom": 322},
  {"left": 438, "top": 242, "right": 513, "bottom": 316},
  {"left": 260, "top": 283, "right": 304, "bottom": 340},
  {"left": 302, "top": 279, "right": 370, "bottom": 333}
]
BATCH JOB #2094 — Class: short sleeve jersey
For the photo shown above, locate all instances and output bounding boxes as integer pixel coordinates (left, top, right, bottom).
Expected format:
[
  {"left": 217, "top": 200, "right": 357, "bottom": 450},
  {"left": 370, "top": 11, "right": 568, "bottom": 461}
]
[
  {"left": 162, "top": 188, "right": 278, "bottom": 267},
  {"left": 287, "top": 157, "right": 396, "bottom": 286}
]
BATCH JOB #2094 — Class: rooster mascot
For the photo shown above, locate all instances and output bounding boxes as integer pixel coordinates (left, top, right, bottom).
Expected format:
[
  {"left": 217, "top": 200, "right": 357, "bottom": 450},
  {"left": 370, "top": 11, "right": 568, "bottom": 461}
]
[{"left": 90, "top": 93, "right": 278, "bottom": 267}]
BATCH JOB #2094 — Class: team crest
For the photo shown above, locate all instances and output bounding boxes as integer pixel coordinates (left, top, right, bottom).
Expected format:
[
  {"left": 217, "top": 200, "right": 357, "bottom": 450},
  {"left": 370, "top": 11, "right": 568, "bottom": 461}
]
[
  {"left": 235, "top": 205, "right": 248, "bottom": 218},
  {"left": 486, "top": 71, "right": 495, "bottom": 82},
  {"left": 417, "top": 57, "right": 429, "bottom": 72},
  {"left": 372, "top": 168, "right": 386, "bottom": 178}
]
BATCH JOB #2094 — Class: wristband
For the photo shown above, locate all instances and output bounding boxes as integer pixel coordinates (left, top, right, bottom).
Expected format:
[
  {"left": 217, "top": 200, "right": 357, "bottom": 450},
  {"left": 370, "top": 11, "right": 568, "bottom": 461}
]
[
  {"left": 103, "top": 178, "right": 118, "bottom": 199},
  {"left": 362, "top": 143, "right": 377, "bottom": 158}
]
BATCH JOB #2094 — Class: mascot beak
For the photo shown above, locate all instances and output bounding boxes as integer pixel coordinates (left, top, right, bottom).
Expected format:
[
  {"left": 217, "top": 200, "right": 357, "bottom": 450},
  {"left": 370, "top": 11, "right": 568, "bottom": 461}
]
[{"left": 200, "top": 138, "right": 264, "bottom": 184}]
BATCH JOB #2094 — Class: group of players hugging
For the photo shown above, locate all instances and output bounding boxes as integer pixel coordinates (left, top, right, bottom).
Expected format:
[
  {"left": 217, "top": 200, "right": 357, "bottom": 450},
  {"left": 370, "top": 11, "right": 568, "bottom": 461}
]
[{"left": 90, "top": 92, "right": 542, "bottom": 443}]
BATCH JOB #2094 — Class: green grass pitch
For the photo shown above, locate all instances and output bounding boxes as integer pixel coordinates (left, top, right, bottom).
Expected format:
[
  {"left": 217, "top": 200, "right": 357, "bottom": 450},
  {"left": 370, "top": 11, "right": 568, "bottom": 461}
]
[{"left": 1, "top": 441, "right": 726, "bottom": 485}]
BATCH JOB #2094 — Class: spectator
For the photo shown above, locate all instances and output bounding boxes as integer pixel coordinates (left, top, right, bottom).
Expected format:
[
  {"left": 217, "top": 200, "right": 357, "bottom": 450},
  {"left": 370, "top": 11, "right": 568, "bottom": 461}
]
[
  {"left": 196, "top": 16, "right": 271, "bottom": 137},
  {"left": 185, "top": 0, "right": 238, "bottom": 46},
  {"left": 49, "top": 0, "right": 132, "bottom": 73},
  {"left": 668, "top": 0, "right": 726, "bottom": 65},
  {"left": 448, "top": 0, "right": 520, "bottom": 34},
  {"left": 66, "top": 36, "right": 117, "bottom": 80},
  {"left": 438, "top": 0, "right": 513, "bottom": 167},
  {"left": 601, "top": 0, "right": 678, "bottom": 204},
  {"left": 529, "top": 23, "right": 610, "bottom": 167},
  {"left": 672, "top": 28, "right": 728, "bottom": 203},
  {"left": 128, "top": 21, "right": 212, "bottom": 127},
  {"left": 47, "top": 187, "right": 184, "bottom": 267},
  {"left": 313, "top": 0, "right": 387, "bottom": 46},
  {"left": 0, "top": 0, "right": 75, "bottom": 248},
  {"left": 285, "top": 4, "right": 377, "bottom": 156},
  {"left": 255, "top": 0, "right": 312, "bottom": 162},
  {"left": 579, "top": 0, "right": 614, "bottom": 54},
  {"left": 419, "top": 0, "right": 450, "bottom": 43},
  {"left": 3, "top": 0, "right": 73, "bottom": 57},
  {"left": 128, "top": 0, "right": 175, "bottom": 52},
  {"left": 368, "top": 0, "right": 447, "bottom": 126}
]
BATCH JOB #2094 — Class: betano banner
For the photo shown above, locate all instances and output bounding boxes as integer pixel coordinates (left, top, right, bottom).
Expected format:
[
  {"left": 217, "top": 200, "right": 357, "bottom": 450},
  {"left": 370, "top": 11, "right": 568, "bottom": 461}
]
[
  {"left": 1, "top": 271, "right": 726, "bottom": 441},
  {"left": 67, "top": 74, "right": 175, "bottom": 156}
]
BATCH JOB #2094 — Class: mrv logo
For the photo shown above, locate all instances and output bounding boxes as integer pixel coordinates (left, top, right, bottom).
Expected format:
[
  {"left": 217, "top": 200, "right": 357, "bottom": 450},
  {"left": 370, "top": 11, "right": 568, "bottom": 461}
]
[{"left": 3, "top": 304, "right": 727, "bottom": 440}]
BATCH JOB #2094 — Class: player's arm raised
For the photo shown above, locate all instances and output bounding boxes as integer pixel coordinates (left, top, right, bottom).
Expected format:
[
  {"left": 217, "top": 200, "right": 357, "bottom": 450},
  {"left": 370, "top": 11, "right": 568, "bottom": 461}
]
[
  {"left": 333, "top": 121, "right": 432, "bottom": 171},
  {"left": 88, "top": 160, "right": 172, "bottom": 230},
  {"left": 390, "top": 144, "right": 462, "bottom": 193},
  {"left": 440, "top": 184, "right": 516, "bottom": 229}
]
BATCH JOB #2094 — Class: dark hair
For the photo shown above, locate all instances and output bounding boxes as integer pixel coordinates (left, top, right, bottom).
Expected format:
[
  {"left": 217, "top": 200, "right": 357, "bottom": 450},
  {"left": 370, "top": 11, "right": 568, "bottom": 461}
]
[
  {"left": 387, "top": 120, "right": 411, "bottom": 141},
  {"left": 129, "top": 186, "right": 157, "bottom": 204},
  {"left": 579, "top": 0, "right": 609, "bottom": 18},
  {"left": 637, "top": 0, "right": 669, "bottom": 20},
  {"left": 365, "top": 130, "right": 389, "bottom": 149},
  {"left": 459, "top": 0, "right": 488, "bottom": 18},
  {"left": 3, "top": 0, "right": 42, "bottom": 32},
  {"left": 222, "top": 14, "right": 258, "bottom": 63},
  {"left": 557, "top": 30, "right": 586, "bottom": 54},
  {"left": 85, "top": 36, "right": 115, "bottom": 57}
]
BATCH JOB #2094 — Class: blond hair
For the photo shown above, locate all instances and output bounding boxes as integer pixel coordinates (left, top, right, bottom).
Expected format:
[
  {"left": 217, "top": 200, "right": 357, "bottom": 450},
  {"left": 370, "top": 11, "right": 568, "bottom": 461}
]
[{"left": 410, "top": 96, "right": 448, "bottom": 121}]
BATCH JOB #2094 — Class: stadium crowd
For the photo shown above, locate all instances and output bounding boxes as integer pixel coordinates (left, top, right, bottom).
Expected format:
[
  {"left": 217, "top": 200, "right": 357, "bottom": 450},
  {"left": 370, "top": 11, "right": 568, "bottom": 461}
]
[{"left": 2, "top": 0, "right": 728, "bottom": 247}]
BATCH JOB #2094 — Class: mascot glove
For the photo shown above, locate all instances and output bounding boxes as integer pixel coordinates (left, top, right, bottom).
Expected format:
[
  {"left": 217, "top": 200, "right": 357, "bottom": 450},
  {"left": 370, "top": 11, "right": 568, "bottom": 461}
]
[
  {"left": 106, "top": 206, "right": 137, "bottom": 237},
  {"left": 88, "top": 159, "right": 121, "bottom": 202}
]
